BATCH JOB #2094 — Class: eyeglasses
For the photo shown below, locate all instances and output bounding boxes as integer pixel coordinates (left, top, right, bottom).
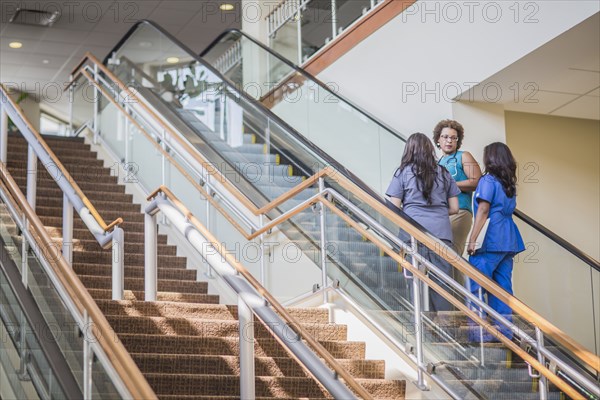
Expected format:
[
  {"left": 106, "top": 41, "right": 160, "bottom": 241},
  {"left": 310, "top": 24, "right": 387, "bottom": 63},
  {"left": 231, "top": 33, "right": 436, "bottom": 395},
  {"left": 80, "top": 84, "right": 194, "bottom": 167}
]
[{"left": 440, "top": 134, "right": 459, "bottom": 142}]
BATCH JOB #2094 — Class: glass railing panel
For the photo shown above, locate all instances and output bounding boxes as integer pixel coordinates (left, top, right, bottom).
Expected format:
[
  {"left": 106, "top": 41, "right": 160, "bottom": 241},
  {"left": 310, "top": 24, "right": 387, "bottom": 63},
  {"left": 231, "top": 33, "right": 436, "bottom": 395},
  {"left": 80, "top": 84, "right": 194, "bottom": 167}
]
[
  {"left": 0, "top": 256, "right": 67, "bottom": 399},
  {"left": 202, "top": 30, "right": 408, "bottom": 194},
  {"left": 336, "top": 0, "right": 372, "bottom": 34},
  {"left": 25, "top": 247, "right": 85, "bottom": 392},
  {"left": 0, "top": 279, "right": 42, "bottom": 400},
  {"left": 71, "top": 75, "right": 95, "bottom": 129},
  {"left": 271, "top": 19, "right": 301, "bottom": 65},
  {"left": 91, "top": 356, "right": 120, "bottom": 399},
  {"left": 300, "top": 0, "right": 333, "bottom": 62},
  {"left": 513, "top": 219, "right": 600, "bottom": 356},
  {"left": 97, "top": 95, "right": 127, "bottom": 162},
  {"left": 129, "top": 122, "right": 163, "bottom": 192}
]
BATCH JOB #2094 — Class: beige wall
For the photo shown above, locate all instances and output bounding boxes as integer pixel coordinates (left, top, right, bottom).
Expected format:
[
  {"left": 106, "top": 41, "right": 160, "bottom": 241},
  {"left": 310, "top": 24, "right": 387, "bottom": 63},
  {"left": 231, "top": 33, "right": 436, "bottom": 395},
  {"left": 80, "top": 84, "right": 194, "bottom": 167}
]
[{"left": 505, "top": 111, "right": 599, "bottom": 260}]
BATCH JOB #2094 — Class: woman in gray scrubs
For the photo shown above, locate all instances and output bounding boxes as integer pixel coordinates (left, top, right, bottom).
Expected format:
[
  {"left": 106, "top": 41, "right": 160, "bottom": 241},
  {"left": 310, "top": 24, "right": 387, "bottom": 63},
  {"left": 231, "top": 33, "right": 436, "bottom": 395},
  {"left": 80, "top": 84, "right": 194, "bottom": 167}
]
[{"left": 386, "top": 133, "right": 460, "bottom": 312}]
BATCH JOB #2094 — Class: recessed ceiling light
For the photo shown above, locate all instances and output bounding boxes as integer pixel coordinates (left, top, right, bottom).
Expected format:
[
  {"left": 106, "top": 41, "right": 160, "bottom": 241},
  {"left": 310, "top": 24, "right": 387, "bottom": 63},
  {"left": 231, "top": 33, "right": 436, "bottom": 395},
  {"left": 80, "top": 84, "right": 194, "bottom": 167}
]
[
  {"left": 220, "top": 3, "right": 234, "bottom": 11},
  {"left": 166, "top": 57, "right": 180, "bottom": 64},
  {"left": 9, "top": 41, "right": 23, "bottom": 49},
  {"left": 42, "top": 59, "right": 50, "bottom": 64},
  {"left": 139, "top": 41, "right": 153, "bottom": 48}
]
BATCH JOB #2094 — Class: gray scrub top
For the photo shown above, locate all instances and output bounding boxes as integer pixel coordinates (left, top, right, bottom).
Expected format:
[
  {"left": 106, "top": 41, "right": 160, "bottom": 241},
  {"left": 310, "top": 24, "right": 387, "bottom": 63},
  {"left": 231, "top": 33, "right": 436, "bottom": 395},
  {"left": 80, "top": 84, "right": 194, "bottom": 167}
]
[{"left": 386, "top": 165, "right": 460, "bottom": 242}]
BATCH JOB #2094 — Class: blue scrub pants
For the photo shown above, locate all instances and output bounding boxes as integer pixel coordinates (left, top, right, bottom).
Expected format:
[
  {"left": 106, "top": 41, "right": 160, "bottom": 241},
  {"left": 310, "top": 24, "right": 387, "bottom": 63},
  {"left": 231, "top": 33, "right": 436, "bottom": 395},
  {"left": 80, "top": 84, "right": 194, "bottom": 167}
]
[{"left": 468, "top": 251, "right": 515, "bottom": 340}]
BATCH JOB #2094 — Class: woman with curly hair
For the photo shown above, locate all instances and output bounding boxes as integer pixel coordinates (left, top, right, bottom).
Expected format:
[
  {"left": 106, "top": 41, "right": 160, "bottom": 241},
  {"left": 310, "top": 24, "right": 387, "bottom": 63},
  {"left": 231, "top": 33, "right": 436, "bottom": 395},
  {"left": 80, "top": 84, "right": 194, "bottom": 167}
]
[
  {"left": 467, "top": 142, "right": 525, "bottom": 340},
  {"left": 433, "top": 120, "right": 482, "bottom": 268},
  {"left": 386, "top": 133, "right": 460, "bottom": 312}
]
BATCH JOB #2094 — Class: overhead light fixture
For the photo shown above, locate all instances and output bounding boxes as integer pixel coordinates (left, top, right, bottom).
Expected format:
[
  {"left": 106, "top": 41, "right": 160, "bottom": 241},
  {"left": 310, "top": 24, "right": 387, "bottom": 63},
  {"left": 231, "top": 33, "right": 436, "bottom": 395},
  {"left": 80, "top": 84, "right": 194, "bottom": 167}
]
[
  {"left": 220, "top": 3, "right": 234, "bottom": 11},
  {"left": 42, "top": 59, "right": 50, "bottom": 64},
  {"left": 139, "top": 41, "right": 153, "bottom": 48},
  {"left": 166, "top": 57, "right": 180, "bottom": 64},
  {"left": 9, "top": 8, "right": 60, "bottom": 27},
  {"left": 9, "top": 41, "right": 23, "bottom": 49}
]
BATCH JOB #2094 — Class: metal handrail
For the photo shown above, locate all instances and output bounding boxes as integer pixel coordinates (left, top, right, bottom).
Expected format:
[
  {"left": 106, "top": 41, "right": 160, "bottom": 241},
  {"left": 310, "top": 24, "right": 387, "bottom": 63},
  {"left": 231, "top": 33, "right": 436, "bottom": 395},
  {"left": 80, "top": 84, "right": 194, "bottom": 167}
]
[
  {"left": 147, "top": 185, "right": 372, "bottom": 400},
  {"left": 0, "top": 165, "right": 157, "bottom": 400},
  {"left": 0, "top": 84, "right": 122, "bottom": 234},
  {"left": 71, "top": 49, "right": 600, "bottom": 383}
]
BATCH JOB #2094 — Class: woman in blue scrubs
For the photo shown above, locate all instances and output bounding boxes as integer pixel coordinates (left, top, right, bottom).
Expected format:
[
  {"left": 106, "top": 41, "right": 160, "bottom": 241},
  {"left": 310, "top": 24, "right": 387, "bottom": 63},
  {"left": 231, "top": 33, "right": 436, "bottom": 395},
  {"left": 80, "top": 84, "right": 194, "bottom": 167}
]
[{"left": 467, "top": 142, "right": 525, "bottom": 340}]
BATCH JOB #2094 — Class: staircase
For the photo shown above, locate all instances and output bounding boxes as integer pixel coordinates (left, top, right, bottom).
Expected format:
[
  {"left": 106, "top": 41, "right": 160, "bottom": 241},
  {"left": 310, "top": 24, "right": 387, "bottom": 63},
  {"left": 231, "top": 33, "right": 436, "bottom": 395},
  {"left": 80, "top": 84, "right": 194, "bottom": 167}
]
[{"left": 5, "top": 132, "right": 406, "bottom": 399}]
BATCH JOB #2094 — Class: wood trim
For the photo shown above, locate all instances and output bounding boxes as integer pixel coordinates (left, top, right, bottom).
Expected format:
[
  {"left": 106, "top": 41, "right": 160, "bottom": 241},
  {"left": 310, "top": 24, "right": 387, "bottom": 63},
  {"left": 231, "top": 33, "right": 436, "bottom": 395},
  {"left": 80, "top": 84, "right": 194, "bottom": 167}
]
[
  {"left": 0, "top": 168, "right": 157, "bottom": 400},
  {"left": 302, "top": 0, "right": 417, "bottom": 76}
]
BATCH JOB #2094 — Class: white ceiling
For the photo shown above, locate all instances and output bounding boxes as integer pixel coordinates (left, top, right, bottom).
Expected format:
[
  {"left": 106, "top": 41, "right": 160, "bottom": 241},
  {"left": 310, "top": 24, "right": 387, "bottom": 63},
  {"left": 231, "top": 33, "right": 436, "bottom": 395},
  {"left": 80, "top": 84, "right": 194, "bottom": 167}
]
[
  {"left": 464, "top": 12, "right": 600, "bottom": 120},
  {"left": 0, "top": 0, "right": 241, "bottom": 116}
]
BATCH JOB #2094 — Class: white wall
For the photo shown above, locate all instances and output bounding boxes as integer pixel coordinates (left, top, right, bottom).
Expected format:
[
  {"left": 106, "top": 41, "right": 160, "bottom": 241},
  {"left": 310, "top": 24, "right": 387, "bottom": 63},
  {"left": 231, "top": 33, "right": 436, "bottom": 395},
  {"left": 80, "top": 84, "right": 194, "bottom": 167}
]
[{"left": 316, "top": 1, "right": 598, "bottom": 145}]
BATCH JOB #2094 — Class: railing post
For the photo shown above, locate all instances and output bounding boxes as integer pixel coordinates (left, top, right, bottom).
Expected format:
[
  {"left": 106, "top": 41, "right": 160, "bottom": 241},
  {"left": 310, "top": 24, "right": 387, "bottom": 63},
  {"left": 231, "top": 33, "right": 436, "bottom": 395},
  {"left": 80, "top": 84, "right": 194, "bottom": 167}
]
[
  {"left": 112, "top": 227, "right": 124, "bottom": 300},
  {"left": 238, "top": 296, "right": 256, "bottom": 400},
  {"left": 144, "top": 209, "right": 158, "bottom": 301},
  {"left": 411, "top": 237, "right": 427, "bottom": 390},
  {"left": 318, "top": 178, "right": 329, "bottom": 305},
  {"left": 205, "top": 188, "right": 214, "bottom": 279},
  {"left": 259, "top": 214, "right": 265, "bottom": 285},
  {"left": 536, "top": 327, "right": 549, "bottom": 400},
  {"left": 62, "top": 193, "right": 73, "bottom": 266},
  {"left": 68, "top": 80, "right": 74, "bottom": 136},
  {"left": 82, "top": 311, "right": 94, "bottom": 400},
  {"left": 296, "top": 1, "right": 302, "bottom": 64},
  {"left": 331, "top": 0, "right": 338, "bottom": 38},
  {"left": 1, "top": 106, "right": 8, "bottom": 163},
  {"left": 26, "top": 145, "right": 37, "bottom": 210},
  {"left": 93, "top": 64, "right": 99, "bottom": 144}
]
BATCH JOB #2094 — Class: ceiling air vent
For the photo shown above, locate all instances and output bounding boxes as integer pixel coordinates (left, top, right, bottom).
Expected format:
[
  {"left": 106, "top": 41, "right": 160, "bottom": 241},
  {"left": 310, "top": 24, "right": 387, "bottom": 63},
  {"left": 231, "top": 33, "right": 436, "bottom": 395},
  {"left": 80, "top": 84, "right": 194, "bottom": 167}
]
[{"left": 9, "top": 8, "right": 60, "bottom": 27}]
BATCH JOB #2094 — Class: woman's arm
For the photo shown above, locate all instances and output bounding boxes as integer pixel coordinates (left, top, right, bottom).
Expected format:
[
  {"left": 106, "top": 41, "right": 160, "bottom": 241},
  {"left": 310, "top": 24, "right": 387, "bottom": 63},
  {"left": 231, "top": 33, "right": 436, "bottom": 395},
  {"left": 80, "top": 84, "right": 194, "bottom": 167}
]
[
  {"left": 458, "top": 151, "right": 482, "bottom": 192},
  {"left": 448, "top": 196, "right": 459, "bottom": 215},
  {"left": 388, "top": 197, "right": 402, "bottom": 209},
  {"left": 467, "top": 200, "right": 490, "bottom": 255}
]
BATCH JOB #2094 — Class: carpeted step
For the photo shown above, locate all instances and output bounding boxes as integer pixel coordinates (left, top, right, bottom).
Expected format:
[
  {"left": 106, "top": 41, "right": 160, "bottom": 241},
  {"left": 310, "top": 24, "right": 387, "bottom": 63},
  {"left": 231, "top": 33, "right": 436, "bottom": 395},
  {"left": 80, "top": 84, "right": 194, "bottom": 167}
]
[
  {"left": 8, "top": 142, "right": 97, "bottom": 158},
  {"left": 106, "top": 315, "right": 347, "bottom": 340},
  {"left": 6, "top": 154, "right": 105, "bottom": 168},
  {"left": 33, "top": 197, "right": 141, "bottom": 212},
  {"left": 52, "top": 227, "right": 169, "bottom": 245},
  {"left": 131, "top": 353, "right": 385, "bottom": 379},
  {"left": 87, "top": 289, "right": 219, "bottom": 304},
  {"left": 117, "top": 334, "right": 366, "bottom": 359},
  {"left": 40, "top": 215, "right": 145, "bottom": 233},
  {"left": 72, "top": 250, "right": 187, "bottom": 268},
  {"left": 73, "top": 263, "right": 196, "bottom": 280},
  {"left": 78, "top": 275, "right": 207, "bottom": 294},
  {"left": 12, "top": 176, "right": 127, "bottom": 194},
  {"left": 95, "top": 300, "right": 330, "bottom": 324},
  {"left": 72, "top": 239, "right": 177, "bottom": 255},
  {"left": 144, "top": 374, "right": 331, "bottom": 398},
  {"left": 35, "top": 208, "right": 144, "bottom": 224},
  {"left": 9, "top": 166, "right": 120, "bottom": 184}
]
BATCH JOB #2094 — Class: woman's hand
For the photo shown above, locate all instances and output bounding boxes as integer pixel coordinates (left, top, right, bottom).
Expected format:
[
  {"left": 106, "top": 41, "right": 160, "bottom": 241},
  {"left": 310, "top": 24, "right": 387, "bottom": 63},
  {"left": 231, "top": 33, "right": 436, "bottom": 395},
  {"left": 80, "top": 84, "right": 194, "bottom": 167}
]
[{"left": 467, "top": 241, "right": 477, "bottom": 256}]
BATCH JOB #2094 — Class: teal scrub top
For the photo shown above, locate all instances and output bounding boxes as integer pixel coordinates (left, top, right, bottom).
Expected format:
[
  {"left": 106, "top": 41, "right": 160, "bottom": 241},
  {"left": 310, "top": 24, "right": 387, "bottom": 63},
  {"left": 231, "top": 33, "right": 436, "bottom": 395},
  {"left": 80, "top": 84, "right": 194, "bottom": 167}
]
[
  {"left": 474, "top": 174, "right": 525, "bottom": 254},
  {"left": 439, "top": 151, "right": 473, "bottom": 213}
]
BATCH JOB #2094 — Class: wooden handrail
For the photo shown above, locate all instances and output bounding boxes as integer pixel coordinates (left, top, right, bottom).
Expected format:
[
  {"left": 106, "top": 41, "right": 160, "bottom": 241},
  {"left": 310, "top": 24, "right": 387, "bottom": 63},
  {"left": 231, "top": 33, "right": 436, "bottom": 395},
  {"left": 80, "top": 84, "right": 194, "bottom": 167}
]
[
  {"left": 0, "top": 166, "right": 157, "bottom": 400},
  {"left": 70, "top": 53, "right": 600, "bottom": 375},
  {"left": 0, "top": 84, "right": 122, "bottom": 233},
  {"left": 150, "top": 185, "right": 374, "bottom": 400}
]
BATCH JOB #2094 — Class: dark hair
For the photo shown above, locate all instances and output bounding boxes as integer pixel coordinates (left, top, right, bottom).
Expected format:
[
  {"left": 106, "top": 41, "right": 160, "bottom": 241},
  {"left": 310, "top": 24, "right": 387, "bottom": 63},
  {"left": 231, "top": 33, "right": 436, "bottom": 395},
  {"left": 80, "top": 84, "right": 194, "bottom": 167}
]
[
  {"left": 433, "top": 119, "right": 465, "bottom": 150},
  {"left": 400, "top": 133, "right": 442, "bottom": 204},
  {"left": 483, "top": 142, "right": 517, "bottom": 198}
]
